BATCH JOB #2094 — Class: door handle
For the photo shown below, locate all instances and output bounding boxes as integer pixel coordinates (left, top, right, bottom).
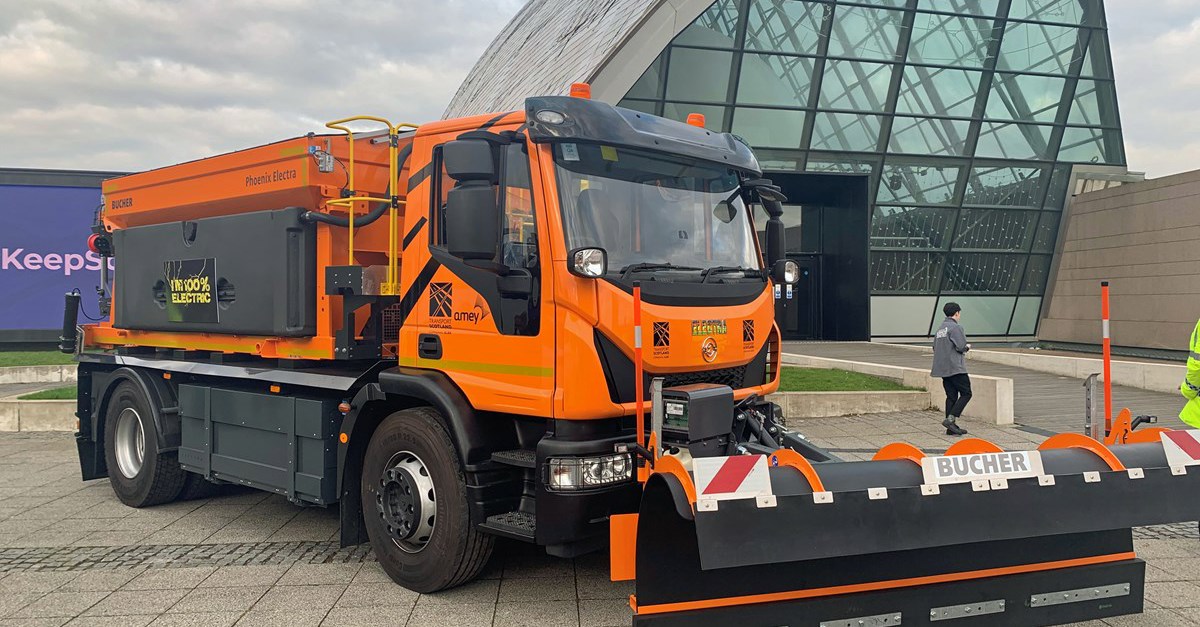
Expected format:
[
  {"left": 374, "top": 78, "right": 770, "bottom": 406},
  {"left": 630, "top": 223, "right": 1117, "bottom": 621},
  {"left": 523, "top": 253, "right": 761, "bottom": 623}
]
[{"left": 418, "top": 334, "right": 442, "bottom": 360}]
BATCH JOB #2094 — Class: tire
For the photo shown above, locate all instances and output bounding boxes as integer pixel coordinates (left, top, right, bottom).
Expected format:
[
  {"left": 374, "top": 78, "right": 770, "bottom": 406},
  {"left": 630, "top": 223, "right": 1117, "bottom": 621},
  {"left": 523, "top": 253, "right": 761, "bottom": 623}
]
[
  {"left": 361, "top": 407, "right": 494, "bottom": 592},
  {"left": 179, "top": 472, "right": 222, "bottom": 501},
  {"left": 103, "top": 380, "right": 187, "bottom": 507}
]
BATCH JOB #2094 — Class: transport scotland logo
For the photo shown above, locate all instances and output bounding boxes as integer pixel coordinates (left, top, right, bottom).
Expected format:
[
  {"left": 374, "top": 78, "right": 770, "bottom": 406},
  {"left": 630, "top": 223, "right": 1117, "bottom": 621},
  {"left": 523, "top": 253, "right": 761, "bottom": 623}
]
[
  {"left": 429, "top": 282, "right": 452, "bottom": 317},
  {"left": 653, "top": 322, "right": 670, "bottom": 347}
]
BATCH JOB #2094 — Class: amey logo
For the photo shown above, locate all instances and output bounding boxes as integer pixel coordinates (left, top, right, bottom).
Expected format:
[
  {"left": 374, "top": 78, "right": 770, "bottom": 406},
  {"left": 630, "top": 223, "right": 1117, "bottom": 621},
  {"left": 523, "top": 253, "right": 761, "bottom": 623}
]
[{"left": 453, "top": 295, "right": 490, "bottom": 324}]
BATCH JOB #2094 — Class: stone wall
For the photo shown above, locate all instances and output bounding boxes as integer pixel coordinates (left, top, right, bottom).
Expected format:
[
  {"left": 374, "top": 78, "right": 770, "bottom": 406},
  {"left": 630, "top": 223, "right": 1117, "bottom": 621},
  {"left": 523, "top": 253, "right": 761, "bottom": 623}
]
[{"left": 1041, "top": 169, "right": 1200, "bottom": 350}]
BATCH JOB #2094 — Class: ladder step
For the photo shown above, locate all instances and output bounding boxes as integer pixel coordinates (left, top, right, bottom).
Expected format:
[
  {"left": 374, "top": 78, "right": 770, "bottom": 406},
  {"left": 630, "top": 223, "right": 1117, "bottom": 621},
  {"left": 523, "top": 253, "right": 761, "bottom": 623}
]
[
  {"left": 480, "top": 511, "right": 536, "bottom": 542},
  {"left": 491, "top": 449, "right": 536, "bottom": 469}
]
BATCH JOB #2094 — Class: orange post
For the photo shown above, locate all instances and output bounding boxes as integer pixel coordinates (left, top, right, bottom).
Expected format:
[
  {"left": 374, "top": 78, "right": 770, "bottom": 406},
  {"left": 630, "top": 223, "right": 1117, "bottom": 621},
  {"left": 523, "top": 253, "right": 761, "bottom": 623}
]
[
  {"left": 633, "top": 281, "right": 645, "bottom": 450},
  {"left": 1101, "top": 281, "right": 1112, "bottom": 433}
]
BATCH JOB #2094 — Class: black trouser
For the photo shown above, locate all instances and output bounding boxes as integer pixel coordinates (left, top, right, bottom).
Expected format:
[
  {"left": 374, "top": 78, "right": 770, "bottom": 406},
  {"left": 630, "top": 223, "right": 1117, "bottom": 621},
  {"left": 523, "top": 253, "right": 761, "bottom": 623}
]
[{"left": 942, "top": 373, "right": 972, "bottom": 419}]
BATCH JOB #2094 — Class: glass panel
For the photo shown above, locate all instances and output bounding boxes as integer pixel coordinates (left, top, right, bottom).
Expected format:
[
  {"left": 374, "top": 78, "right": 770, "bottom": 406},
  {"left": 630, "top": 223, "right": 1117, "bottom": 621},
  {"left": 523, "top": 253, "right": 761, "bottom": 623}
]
[
  {"left": 963, "top": 165, "right": 1044, "bottom": 207},
  {"left": 871, "top": 251, "right": 945, "bottom": 293},
  {"left": 1008, "top": 0, "right": 1101, "bottom": 26},
  {"left": 878, "top": 161, "right": 962, "bottom": 206},
  {"left": 810, "top": 112, "right": 883, "bottom": 152},
  {"left": 663, "top": 102, "right": 728, "bottom": 130},
  {"left": 732, "top": 107, "right": 806, "bottom": 148},
  {"left": 888, "top": 117, "right": 971, "bottom": 156},
  {"left": 871, "top": 206, "right": 956, "bottom": 250},
  {"left": 827, "top": 5, "right": 905, "bottom": 61},
  {"left": 807, "top": 154, "right": 879, "bottom": 174},
  {"left": 665, "top": 48, "right": 733, "bottom": 102},
  {"left": 1042, "top": 163, "right": 1072, "bottom": 210},
  {"left": 1068, "top": 80, "right": 1118, "bottom": 126},
  {"left": 626, "top": 55, "right": 664, "bottom": 99},
  {"left": 1021, "top": 255, "right": 1052, "bottom": 294},
  {"left": 871, "top": 296, "right": 938, "bottom": 336},
  {"left": 737, "top": 53, "right": 816, "bottom": 106},
  {"left": 675, "top": 0, "right": 741, "bottom": 47},
  {"left": 818, "top": 60, "right": 895, "bottom": 112},
  {"left": 617, "top": 99, "right": 658, "bottom": 115},
  {"left": 985, "top": 73, "right": 1067, "bottom": 123},
  {"left": 996, "top": 22, "right": 1083, "bottom": 75},
  {"left": 908, "top": 12, "right": 997, "bottom": 68},
  {"left": 1031, "top": 212, "right": 1061, "bottom": 253},
  {"left": 952, "top": 208, "right": 1037, "bottom": 251},
  {"left": 895, "top": 66, "right": 982, "bottom": 118},
  {"left": 745, "top": 0, "right": 828, "bottom": 55},
  {"left": 1009, "top": 296, "right": 1042, "bottom": 335},
  {"left": 942, "top": 253, "right": 1026, "bottom": 292},
  {"left": 1080, "top": 30, "right": 1113, "bottom": 79},
  {"left": 1059, "top": 126, "right": 1122, "bottom": 164},
  {"left": 754, "top": 149, "right": 806, "bottom": 170},
  {"left": 932, "top": 296, "right": 1015, "bottom": 335},
  {"left": 919, "top": 0, "right": 1000, "bottom": 16},
  {"left": 975, "top": 122, "right": 1053, "bottom": 160}
]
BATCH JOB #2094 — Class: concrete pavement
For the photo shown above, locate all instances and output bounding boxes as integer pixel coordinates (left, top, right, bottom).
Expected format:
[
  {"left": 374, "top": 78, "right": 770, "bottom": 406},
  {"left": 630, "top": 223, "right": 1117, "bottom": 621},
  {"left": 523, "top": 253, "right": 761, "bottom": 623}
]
[{"left": 0, "top": 413, "right": 1198, "bottom": 626}]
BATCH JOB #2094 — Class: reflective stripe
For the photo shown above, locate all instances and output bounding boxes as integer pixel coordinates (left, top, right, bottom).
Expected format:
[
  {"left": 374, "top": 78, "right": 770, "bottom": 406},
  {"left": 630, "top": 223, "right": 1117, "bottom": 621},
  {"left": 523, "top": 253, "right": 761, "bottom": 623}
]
[
  {"left": 1185, "top": 380, "right": 1200, "bottom": 394},
  {"left": 634, "top": 326, "right": 643, "bottom": 349},
  {"left": 1191, "top": 351, "right": 1200, "bottom": 363},
  {"left": 1102, "top": 319, "right": 1110, "bottom": 339}
]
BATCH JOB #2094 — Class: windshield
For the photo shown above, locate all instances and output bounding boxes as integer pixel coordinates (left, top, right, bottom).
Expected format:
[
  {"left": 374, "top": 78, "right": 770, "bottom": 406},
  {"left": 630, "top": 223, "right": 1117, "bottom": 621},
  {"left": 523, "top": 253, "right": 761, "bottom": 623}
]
[{"left": 554, "top": 143, "right": 760, "bottom": 277}]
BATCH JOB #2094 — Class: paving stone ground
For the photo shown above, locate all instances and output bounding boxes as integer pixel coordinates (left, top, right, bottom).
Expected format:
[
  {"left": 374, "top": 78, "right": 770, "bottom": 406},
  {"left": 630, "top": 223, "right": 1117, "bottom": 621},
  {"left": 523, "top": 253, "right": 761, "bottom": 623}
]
[{"left": 0, "top": 415, "right": 1197, "bottom": 626}]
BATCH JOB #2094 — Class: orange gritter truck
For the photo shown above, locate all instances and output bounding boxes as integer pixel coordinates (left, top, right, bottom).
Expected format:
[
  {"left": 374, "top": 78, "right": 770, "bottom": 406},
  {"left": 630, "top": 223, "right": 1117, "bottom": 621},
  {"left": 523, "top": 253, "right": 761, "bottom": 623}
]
[{"left": 62, "top": 85, "right": 1200, "bottom": 625}]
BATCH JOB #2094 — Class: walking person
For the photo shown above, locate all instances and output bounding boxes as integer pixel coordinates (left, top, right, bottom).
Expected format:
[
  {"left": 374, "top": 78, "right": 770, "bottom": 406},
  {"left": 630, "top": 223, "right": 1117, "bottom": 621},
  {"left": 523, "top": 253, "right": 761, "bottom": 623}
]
[{"left": 932, "top": 302, "right": 972, "bottom": 436}]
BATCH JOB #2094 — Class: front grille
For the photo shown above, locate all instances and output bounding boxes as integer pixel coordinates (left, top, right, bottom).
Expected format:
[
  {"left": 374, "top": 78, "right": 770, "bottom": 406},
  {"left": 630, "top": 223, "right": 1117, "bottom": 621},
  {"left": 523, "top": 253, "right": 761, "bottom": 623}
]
[{"left": 660, "top": 365, "right": 747, "bottom": 389}]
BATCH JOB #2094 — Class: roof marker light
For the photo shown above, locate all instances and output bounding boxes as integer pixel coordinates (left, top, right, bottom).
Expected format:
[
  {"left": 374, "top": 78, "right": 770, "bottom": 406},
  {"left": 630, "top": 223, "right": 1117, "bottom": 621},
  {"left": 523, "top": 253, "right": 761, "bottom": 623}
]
[
  {"left": 569, "top": 82, "right": 592, "bottom": 99},
  {"left": 687, "top": 113, "right": 706, "bottom": 128}
]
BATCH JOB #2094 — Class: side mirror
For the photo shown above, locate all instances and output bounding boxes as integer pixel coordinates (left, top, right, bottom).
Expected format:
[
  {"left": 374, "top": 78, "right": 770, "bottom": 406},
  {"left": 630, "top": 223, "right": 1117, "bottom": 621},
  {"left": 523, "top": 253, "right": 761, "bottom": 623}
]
[
  {"left": 569, "top": 247, "right": 607, "bottom": 278},
  {"left": 443, "top": 139, "right": 496, "bottom": 182},
  {"left": 443, "top": 139, "right": 500, "bottom": 260},
  {"left": 772, "top": 259, "right": 799, "bottom": 285}
]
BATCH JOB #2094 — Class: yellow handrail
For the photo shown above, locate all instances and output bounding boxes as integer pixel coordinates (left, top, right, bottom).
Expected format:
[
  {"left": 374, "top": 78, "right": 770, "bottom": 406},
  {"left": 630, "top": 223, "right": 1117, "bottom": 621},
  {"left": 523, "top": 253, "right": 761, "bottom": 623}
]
[{"left": 323, "top": 116, "right": 419, "bottom": 295}]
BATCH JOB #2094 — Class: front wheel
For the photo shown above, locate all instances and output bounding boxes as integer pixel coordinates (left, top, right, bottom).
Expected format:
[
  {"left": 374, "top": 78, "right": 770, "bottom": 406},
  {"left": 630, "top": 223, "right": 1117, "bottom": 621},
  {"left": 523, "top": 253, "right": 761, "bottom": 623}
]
[
  {"left": 103, "top": 380, "right": 186, "bottom": 507},
  {"left": 361, "top": 407, "right": 494, "bottom": 592}
]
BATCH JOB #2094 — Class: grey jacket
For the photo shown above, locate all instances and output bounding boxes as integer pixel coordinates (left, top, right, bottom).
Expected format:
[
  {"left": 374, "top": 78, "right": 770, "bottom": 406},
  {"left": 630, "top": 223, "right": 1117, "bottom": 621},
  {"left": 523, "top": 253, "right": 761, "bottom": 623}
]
[{"left": 931, "top": 317, "right": 970, "bottom": 378}]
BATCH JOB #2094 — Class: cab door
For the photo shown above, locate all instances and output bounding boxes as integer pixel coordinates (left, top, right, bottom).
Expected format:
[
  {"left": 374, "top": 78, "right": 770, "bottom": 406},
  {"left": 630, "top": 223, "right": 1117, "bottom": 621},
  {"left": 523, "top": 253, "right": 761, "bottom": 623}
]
[{"left": 414, "top": 136, "right": 555, "bottom": 417}]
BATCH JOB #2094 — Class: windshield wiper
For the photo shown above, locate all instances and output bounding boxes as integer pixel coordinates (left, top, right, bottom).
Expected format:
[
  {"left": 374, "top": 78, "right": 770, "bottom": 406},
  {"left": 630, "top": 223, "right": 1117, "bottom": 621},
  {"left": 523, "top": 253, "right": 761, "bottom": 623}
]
[
  {"left": 700, "top": 266, "right": 762, "bottom": 283},
  {"left": 619, "top": 262, "right": 702, "bottom": 280}
]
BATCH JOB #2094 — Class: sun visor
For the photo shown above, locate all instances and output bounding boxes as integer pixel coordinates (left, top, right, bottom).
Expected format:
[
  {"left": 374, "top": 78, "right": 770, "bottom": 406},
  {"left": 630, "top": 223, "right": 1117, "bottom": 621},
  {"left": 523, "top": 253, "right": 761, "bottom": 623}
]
[{"left": 525, "top": 96, "right": 761, "bottom": 175}]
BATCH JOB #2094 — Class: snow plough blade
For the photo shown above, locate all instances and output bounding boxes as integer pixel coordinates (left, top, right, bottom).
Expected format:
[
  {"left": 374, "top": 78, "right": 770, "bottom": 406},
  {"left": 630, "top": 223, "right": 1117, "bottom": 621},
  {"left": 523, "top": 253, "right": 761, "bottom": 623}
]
[{"left": 617, "top": 434, "right": 1200, "bottom": 627}]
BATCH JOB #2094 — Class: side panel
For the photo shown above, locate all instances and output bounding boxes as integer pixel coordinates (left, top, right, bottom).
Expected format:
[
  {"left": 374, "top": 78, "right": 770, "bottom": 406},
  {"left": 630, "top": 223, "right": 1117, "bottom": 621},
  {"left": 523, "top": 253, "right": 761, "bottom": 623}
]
[
  {"left": 178, "top": 384, "right": 339, "bottom": 505},
  {"left": 113, "top": 207, "right": 317, "bottom": 336}
]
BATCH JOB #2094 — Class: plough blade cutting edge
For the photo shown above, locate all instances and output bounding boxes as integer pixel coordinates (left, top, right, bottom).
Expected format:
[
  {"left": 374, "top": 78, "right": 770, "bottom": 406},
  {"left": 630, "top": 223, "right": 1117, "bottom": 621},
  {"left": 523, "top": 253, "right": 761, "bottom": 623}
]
[{"left": 622, "top": 438, "right": 1200, "bottom": 626}]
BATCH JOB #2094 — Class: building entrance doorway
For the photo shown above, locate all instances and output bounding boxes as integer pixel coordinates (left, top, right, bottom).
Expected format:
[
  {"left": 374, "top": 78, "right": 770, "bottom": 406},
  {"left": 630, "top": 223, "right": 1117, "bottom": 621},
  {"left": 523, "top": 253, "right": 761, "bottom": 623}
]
[{"left": 760, "top": 172, "right": 870, "bottom": 341}]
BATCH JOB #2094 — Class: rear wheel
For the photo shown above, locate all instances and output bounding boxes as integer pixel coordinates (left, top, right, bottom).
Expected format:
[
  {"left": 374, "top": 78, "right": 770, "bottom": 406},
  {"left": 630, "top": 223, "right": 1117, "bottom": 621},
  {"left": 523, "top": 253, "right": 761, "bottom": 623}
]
[
  {"left": 361, "top": 407, "right": 494, "bottom": 592},
  {"left": 103, "top": 380, "right": 186, "bottom": 507}
]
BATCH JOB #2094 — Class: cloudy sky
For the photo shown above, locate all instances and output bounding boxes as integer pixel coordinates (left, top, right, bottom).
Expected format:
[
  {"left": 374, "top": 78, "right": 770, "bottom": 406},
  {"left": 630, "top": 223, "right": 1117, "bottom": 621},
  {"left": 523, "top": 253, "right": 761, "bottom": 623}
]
[{"left": 0, "top": 0, "right": 1196, "bottom": 178}]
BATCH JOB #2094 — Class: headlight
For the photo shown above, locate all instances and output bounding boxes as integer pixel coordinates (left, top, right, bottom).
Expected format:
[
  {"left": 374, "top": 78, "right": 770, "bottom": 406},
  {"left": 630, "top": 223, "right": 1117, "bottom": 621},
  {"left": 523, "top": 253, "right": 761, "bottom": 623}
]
[
  {"left": 783, "top": 259, "right": 799, "bottom": 284},
  {"left": 547, "top": 454, "right": 633, "bottom": 491},
  {"left": 569, "top": 247, "right": 607, "bottom": 278}
]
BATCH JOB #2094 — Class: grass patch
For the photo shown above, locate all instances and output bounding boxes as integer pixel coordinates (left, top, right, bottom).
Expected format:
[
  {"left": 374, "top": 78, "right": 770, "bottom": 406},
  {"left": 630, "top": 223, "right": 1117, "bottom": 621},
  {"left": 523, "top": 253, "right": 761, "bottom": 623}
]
[
  {"left": 0, "top": 351, "right": 75, "bottom": 367},
  {"left": 778, "top": 367, "right": 916, "bottom": 392},
  {"left": 18, "top": 386, "right": 76, "bottom": 401}
]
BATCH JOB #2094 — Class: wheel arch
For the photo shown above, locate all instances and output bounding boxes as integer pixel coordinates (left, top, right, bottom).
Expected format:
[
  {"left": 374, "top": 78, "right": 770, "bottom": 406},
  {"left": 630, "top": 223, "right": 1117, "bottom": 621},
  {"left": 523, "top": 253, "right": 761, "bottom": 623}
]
[
  {"left": 336, "top": 366, "right": 515, "bottom": 547},
  {"left": 85, "top": 365, "right": 181, "bottom": 476}
]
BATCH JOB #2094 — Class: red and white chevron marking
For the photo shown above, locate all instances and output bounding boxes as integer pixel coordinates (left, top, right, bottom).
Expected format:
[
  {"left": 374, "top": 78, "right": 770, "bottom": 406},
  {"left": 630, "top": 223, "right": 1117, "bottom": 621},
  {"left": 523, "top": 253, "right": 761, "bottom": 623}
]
[
  {"left": 1161, "top": 430, "right": 1200, "bottom": 468},
  {"left": 692, "top": 455, "right": 772, "bottom": 506}
]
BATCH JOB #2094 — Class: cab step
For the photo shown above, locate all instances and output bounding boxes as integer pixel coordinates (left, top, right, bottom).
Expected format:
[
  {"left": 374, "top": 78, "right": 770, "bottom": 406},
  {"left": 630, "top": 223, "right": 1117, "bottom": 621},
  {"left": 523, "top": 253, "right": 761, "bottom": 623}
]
[
  {"left": 480, "top": 510, "right": 536, "bottom": 542},
  {"left": 491, "top": 449, "right": 536, "bottom": 469}
]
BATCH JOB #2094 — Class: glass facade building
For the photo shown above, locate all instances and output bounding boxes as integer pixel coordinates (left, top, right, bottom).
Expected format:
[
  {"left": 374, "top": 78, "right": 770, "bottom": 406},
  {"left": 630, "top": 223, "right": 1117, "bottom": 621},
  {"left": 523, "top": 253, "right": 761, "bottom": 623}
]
[{"left": 615, "top": 0, "right": 1124, "bottom": 337}]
